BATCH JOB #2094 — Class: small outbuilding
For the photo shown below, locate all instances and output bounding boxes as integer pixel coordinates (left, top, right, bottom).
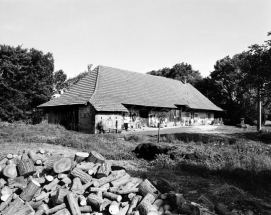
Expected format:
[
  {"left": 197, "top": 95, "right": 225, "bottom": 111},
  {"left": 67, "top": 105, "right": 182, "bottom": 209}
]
[{"left": 38, "top": 65, "right": 223, "bottom": 133}]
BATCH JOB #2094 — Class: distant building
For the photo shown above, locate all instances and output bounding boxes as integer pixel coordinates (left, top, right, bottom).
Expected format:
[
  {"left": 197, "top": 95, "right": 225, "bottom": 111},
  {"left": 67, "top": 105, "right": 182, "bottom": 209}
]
[{"left": 38, "top": 65, "right": 223, "bottom": 133}]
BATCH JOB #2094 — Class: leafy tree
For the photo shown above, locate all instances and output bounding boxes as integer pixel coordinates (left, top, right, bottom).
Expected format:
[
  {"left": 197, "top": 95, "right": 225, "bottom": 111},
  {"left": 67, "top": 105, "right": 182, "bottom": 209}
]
[
  {"left": 197, "top": 31, "right": 271, "bottom": 126},
  {"left": 53, "top": 70, "right": 67, "bottom": 93},
  {"left": 148, "top": 63, "right": 202, "bottom": 86},
  {"left": 242, "top": 42, "right": 271, "bottom": 127},
  {"left": 0, "top": 45, "right": 54, "bottom": 123}
]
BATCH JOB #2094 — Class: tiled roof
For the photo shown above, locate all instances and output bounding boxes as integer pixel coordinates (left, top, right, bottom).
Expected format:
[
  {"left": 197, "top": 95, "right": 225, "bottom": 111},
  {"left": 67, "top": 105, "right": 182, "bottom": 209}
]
[
  {"left": 38, "top": 67, "right": 98, "bottom": 107},
  {"left": 38, "top": 65, "right": 223, "bottom": 112}
]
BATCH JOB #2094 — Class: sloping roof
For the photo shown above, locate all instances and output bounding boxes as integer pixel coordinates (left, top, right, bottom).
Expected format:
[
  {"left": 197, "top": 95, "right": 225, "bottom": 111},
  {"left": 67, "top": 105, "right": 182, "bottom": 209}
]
[
  {"left": 38, "top": 65, "right": 223, "bottom": 112},
  {"left": 38, "top": 67, "right": 98, "bottom": 107}
]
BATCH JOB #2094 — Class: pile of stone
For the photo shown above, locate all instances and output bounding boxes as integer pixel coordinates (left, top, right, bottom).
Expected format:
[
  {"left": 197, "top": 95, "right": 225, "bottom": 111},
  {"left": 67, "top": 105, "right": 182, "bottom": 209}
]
[{"left": 0, "top": 150, "right": 217, "bottom": 215}]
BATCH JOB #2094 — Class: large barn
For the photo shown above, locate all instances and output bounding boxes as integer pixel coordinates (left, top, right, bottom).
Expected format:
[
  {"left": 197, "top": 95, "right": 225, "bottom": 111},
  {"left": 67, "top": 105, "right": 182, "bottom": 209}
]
[{"left": 38, "top": 65, "right": 223, "bottom": 133}]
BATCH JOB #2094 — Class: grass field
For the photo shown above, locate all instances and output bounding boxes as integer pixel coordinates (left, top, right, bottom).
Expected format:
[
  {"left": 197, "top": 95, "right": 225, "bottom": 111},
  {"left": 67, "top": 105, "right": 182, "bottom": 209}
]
[{"left": 1, "top": 121, "right": 271, "bottom": 214}]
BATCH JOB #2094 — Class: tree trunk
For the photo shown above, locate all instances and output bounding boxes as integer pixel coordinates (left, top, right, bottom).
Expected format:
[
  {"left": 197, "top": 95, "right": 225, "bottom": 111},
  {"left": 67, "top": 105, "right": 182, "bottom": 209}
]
[
  {"left": 102, "top": 192, "right": 122, "bottom": 202},
  {"left": 76, "top": 162, "right": 95, "bottom": 171},
  {"left": 86, "top": 151, "right": 105, "bottom": 164},
  {"left": 157, "top": 123, "right": 160, "bottom": 143},
  {"left": 87, "top": 194, "right": 104, "bottom": 211},
  {"left": 71, "top": 177, "right": 84, "bottom": 195},
  {"left": 3, "top": 164, "right": 17, "bottom": 179},
  {"left": 55, "top": 188, "right": 69, "bottom": 205},
  {"left": 66, "top": 192, "right": 81, "bottom": 215},
  {"left": 44, "top": 157, "right": 60, "bottom": 170},
  {"left": 46, "top": 203, "right": 66, "bottom": 214},
  {"left": 116, "top": 188, "right": 139, "bottom": 195},
  {"left": 152, "top": 199, "right": 163, "bottom": 210},
  {"left": 117, "top": 204, "right": 129, "bottom": 215},
  {"left": 33, "top": 203, "right": 49, "bottom": 215},
  {"left": 53, "top": 157, "right": 73, "bottom": 174},
  {"left": 71, "top": 167, "right": 92, "bottom": 184},
  {"left": 79, "top": 206, "right": 92, "bottom": 213},
  {"left": 137, "top": 201, "right": 158, "bottom": 215},
  {"left": 43, "top": 178, "right": 59, "bottom": 192},
  {"left": 1, "top": 197, "right": 35, "bottom": 215},
  {"left": 96, "top": 170, "right": 126, "bottom": 187},
  {"left": 78, "top": 195, "right": 87, "bottom": 206},
  {"left": 20, "top": 180, "right": 41, "bottom": 202},
  {"left": 52, "top": 208, "right": 71, "bottom": 215},
  {"left": 109, "top": 201, "right": 120, "bottom": 215},
  {"left": 96, "top": 161, "right": 112, "bottom": 179},
  {"left": 0, "top": 194, "right": 13, "bottom": 212},
  {"left": 138, "top": 179, "right": 160, "bottom": 199},
  {"left": 127, "top": 195, "right": 142, "bottom": 215},
  {"left": 110, "top": 174, "right": 131, "bottom": 187},
  {"left": 17, "top": 159, "right": 35, "bottom": 177},
  {"left": 34, "top": 191, "right": 51, "bottom": 201},
  {"left": 258, "top": 87, "right": 262, "bottom": 131},
  {"left": 136, "top": 193, "right": 157, "bottom": 215},
  {"left": 74, "top": 152, "right": 89, "bottom": 163}
]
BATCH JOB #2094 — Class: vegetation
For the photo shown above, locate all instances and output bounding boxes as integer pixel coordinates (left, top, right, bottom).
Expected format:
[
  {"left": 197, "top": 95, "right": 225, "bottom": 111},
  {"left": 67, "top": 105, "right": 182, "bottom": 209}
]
[
  {"left": 147, "top": 62, "right": 202, "bottom": 86},
  {"left": 1, "top": 121, "right": 271, "bottom": 196},
  {"left": 2, "top": 121, "right": 271, "bottom": 212},
  {"left": 148, "top": 32, "right": 271, "bottom": 126},
  {"left": 0, "top": 121, "right": 136, "bottom": 160},
  {"left": 197, "top": 33, "right": 271, "bottom": 125},
  {"left": 0, "top": 45, "right": 54, "bottom": 123},
  {"left": 53, "top": 69, "right": 67, "bottom": 94}
]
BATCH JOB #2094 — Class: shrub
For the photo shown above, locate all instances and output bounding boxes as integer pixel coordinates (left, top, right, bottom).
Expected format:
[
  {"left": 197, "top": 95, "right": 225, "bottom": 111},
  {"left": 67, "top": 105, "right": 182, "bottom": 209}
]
[{"left": 150, "top": 154, "right": 177, "bottom": 169}]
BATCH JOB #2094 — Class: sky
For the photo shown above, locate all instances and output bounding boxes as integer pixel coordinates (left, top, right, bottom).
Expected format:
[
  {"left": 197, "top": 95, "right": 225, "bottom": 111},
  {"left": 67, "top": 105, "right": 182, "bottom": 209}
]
[{"left": 0, "top": 0, "right": 270, "bottom": 78}]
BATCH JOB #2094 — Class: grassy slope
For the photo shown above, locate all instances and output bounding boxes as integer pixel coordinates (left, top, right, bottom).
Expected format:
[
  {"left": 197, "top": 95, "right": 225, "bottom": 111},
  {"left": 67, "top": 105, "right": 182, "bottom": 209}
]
[
  {"left": 1, "top": 121, "right": 271, "bottom": 213},
  {"left": 0, "top": 121, "right": 136, "bottom": 160}
]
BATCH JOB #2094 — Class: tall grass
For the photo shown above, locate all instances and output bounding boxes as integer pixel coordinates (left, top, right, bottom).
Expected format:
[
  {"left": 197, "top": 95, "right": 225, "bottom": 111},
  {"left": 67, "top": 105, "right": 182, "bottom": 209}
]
[
  {"left": 0, "top": 121, "right": 137, "bottom": 160},
  {"left": 151, "top": 140, "right": 271, "bottom": 195}
]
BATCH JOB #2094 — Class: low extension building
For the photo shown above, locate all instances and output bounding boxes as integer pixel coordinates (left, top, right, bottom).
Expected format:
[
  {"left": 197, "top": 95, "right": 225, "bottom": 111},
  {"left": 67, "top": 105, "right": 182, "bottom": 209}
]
[{"left": 38, "top": 65, "right": 223, "bottom": 133}]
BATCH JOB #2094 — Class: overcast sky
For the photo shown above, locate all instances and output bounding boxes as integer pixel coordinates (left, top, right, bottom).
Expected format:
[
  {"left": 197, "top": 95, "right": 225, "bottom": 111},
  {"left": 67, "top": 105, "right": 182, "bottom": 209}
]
[{"left": 0, "top": 0, "right": 270, "bottom": 78}]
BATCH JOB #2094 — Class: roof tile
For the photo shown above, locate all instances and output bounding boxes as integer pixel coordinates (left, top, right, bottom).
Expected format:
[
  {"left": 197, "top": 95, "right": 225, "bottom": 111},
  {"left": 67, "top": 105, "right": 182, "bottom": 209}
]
[{"left": 38, "top": 65, "right": 222, "bottom": 112}]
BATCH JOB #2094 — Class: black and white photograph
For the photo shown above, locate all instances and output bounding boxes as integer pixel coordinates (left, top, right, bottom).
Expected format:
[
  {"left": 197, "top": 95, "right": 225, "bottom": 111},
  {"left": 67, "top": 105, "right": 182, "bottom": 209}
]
[{"left": 0, "top": 0, "right": 271, "bottom": 214}]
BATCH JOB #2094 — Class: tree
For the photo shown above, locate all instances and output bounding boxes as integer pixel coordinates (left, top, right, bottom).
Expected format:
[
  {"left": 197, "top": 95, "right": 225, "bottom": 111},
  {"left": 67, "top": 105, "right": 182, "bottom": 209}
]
[
  {"left": 147, "top": 63, "right": 202, "bottom": 86},
  {"left": 0, "top": 45, "right": 54, "bottom": 123},
  {"left": 196, "top": 31, "right": 271, "bottom": 126},
  {"left": 53, "top": 70, "right": 67, "bottom": 93},
  {"left": 242, "top": 42, "right": 271, "bottom": 129},
  {"left": 197, "top": 53, "right": 259, "bottom": 125}
]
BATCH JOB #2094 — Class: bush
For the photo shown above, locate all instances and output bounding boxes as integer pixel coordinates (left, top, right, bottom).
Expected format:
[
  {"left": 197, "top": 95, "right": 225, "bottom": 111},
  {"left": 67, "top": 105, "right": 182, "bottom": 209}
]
[
  {"left": 150, "top": 154, "right": 178, "bottom": 169},
  {"left": 124, "top": 134, "right": 148, "bottom": 142}
]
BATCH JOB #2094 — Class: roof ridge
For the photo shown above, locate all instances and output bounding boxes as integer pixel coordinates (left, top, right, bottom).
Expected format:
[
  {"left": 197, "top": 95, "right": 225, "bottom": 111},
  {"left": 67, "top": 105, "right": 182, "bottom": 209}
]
[
  {"left": 98, "top": 65, "right": 186, "bottom": 85},
  {"left": 89, "top": 66, "right": 100, "bottom": 102}
]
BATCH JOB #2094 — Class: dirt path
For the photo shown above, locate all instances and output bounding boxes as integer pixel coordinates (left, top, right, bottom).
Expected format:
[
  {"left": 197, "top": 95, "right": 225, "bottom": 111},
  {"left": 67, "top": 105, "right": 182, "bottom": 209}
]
[{"left": 128, "top": 125, "right": 253, "bottom": 135}]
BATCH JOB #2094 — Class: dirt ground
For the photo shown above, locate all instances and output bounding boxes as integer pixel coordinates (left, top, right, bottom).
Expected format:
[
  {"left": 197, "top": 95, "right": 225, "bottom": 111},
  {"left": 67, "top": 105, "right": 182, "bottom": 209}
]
[{"left": 127, "top": 125, "right": 254, "bottom": 135}]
